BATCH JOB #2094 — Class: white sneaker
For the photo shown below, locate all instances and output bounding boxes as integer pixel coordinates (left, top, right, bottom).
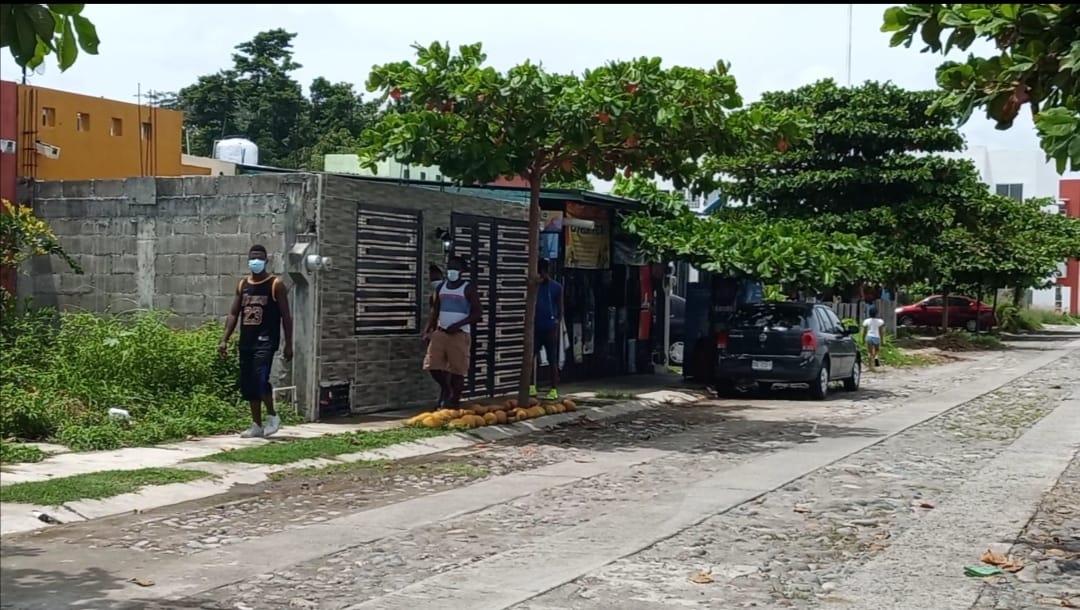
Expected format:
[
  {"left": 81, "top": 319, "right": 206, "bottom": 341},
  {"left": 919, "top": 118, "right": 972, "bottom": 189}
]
[
  {"left": 240, "top": 424, "right": 264, "bottom": 438},
  {"left": 264, "top": 415, "right": 281, "bottom": 437}
]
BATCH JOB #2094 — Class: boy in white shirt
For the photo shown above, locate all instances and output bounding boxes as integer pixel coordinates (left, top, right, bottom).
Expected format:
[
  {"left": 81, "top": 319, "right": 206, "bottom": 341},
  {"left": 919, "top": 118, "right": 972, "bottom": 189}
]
[{"left": 861, "top": 306, "right": 886, "bottom": 369}]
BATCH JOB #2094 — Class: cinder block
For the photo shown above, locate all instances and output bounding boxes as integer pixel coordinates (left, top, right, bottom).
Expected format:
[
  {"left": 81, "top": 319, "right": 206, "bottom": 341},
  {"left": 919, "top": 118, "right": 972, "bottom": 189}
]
[
  {"left": 170, "top": 217, "right": 205, "bottom": 235},
  {"left": 92, "top": 180, "right": 125, "bottom": 198},
  {"left": 218, "top": 175, "right": 256, "bottom": 195},
  {"left": 91, "top": 236, "right": 125, "bottom": 256},
  {"left": 123, "top": 177, "right": 157, "bottom": 205},
  {"left": 207, "top": 217, "right": 240, "bottom": 235},
  {"left": 152, "top": 294, "right": 172, "bottom": 311},
  {"left": 59, "top": 274, "right": 92, "bottom": 294},
  {"left": 172, "top": 294, "right": 206, "bottom": 315},
  {"left": 35, "top": 181, "right": 63, "bottom": 199},
  {"left": 172, "top": 254, "right": 207, "bottom": 275},
  {"left": 112, "top": 255, "right": 138, "bottom": 274},
  {"left": 183, "top": 176, "right": 219, "bottom": 196},
  {"left": 158, "top": 197, "right": 199, "bottom": 217},
  {"left": 156, "top": 178, "right": 184, "bottom": 196},
  {"left": 104, "top": 273, "right": 138, "bottom": 294},
  {"left": 61, "top": 181, "right": 91, "bottom": 198},
  {"left": 206, "top": 254, "right": 241, "bottom": 276},
  {"left": 253, "top": 174, "right": 288, "bottom": 194}
]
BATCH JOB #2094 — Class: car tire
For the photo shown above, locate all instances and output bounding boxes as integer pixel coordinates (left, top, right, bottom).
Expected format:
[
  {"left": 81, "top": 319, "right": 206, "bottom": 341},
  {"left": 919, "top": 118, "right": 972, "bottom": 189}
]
[
  {"left": 843, "top": 358, "right": 861, "bottom": 392},
  {"left": 809, "top": 358, "right": 830, "bottom": 400},
  {"left": 668, "top": 341, "right": 684, "bottom": 366},
  {"left": 899, "top": 316, "right": 915, "bottom": 327},
  {"left": 965, "top": 319, "right": 978, "bottom": 332}
]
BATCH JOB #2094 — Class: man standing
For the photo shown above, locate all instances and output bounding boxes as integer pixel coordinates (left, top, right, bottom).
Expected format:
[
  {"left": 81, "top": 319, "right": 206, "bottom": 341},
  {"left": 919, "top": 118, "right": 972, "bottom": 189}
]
[
  {"left": 219, "top": 244, "right": 293, "bottom": 438},
  {"left": 423, "top": 256, "right": 482, "bottom": 407},
  {"left": 530, "top": 258, "right": 564, "bottom": 400}
]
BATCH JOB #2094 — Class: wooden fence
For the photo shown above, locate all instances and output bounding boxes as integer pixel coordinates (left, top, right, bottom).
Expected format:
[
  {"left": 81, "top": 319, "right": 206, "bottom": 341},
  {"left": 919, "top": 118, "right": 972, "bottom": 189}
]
[{"left": 826, "top": 299, "right": 897, "bottom": 335}]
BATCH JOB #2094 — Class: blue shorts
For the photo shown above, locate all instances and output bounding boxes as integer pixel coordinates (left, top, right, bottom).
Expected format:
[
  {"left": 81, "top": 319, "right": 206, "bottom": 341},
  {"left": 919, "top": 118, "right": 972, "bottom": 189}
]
[{"left": 866, "top": 336, "right": 881, "bottom": 346}]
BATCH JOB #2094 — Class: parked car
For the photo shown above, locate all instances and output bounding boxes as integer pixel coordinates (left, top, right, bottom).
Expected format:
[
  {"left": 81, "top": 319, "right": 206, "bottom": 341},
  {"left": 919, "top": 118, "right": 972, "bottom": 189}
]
[
  {"left": 714, "top": 302, "right": 861, "bottom": 400},
  {"left": 668, "top": 294, "right": 686, "bottom": 366},
  {"left": 895, "top": 295, "right": 996, "bottom": 331}
]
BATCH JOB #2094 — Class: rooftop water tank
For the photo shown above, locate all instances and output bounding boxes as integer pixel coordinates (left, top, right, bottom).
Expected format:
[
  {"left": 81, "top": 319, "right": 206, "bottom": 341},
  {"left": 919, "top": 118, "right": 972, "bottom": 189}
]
[{"left": 213, "top": 137, "right": 259, "bottom": 166}]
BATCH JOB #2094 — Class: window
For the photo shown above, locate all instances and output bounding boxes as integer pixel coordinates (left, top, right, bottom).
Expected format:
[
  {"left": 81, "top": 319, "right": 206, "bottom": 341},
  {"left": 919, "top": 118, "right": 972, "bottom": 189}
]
[
  {"left": 995, "top": 183, "right": 1024, "bottom": 201},
  {"left": 924, "top": 297, "right": 943, "bottom": 307},
  {"left": 419, "top": 171, "right": 427, "bottom": 181},
  {"left": 140, "top": 122, "right": 152, "bottom": 140},
  {"left": 402, "top": 168, "right": 410, "bottom": 180},
  {"left": 110, "top": 118, "right": 123, "bottom": 136},
  {"left": 946, "top": 296, "right": 972, "bottom": 308},
  {"left": 435, "top": 174, "right": 442, "bottom": 182},
  {"left": 822, "top": 307, "right": 843, "bottom": 330},
  {"left": 729, "top": 304, "right": 806, "bottom": 331},
  {"left": 76, "top": 112, "right": 90, "bottom": 131},
  {"left": 40, "top": 107, "right": 56, "bottom": 127}
]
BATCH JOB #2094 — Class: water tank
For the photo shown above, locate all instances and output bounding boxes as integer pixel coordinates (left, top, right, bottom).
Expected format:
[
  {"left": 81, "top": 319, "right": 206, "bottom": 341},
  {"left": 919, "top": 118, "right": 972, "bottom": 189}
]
[{"left": 213, "top": 137, "right": 259, "bottom": 166}]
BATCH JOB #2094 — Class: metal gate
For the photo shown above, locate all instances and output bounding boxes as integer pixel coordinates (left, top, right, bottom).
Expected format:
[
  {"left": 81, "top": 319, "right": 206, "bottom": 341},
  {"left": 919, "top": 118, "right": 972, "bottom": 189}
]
[{"left": 450, "top": 213, "right": 529, "bottom": 400}]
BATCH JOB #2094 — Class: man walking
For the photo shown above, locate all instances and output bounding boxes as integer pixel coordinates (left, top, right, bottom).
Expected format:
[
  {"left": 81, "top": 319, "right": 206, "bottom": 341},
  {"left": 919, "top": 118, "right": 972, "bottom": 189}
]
[
  {"left": 423, "top": 256, "right": 482, "bottom": 407},
  {"left": 530, "top": 258, "right": 563, "bottom": 400},
  {"left": 220, "top": 244, "right": 293, "bottom": 438}
]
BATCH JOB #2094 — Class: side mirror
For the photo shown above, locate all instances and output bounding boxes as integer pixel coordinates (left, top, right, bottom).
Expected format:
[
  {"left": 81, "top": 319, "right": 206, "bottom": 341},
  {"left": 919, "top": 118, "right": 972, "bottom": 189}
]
[{"left": 844, "top": 324, "right": 859, "bottom": 335}]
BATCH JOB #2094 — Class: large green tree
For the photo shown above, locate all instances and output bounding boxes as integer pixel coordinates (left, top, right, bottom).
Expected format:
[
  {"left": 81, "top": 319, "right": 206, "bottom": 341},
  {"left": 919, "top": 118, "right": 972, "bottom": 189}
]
[
  {"left": 702, "top": 80, "right": 987, "bottom": 290},
  {"left": 358, "top": 41, "right": 803, "bottom": 404},
  {"left": 882, "top": 4, "right": 1080, "bottom": 172},
  {"left": 0, "top": 4, "right": 99, "bottom": 72},
  {"left": 175, "top": 29, "right": 383, "bottom": 170}
]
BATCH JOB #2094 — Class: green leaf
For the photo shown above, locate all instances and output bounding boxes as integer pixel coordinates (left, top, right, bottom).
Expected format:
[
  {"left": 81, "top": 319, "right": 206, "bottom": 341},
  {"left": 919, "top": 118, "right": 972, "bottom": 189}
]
[
  {"left": 25, "top": 4, "right": 55, "bottom": 49},
  {"left": 46, "top": 4, "right": 84, "bottom": 16},
  {"left": 71, "top": 14, "right": 97, "bottom": 54},
  {"left": 56, "top": 16, "right": 77, "bottom": 71}
]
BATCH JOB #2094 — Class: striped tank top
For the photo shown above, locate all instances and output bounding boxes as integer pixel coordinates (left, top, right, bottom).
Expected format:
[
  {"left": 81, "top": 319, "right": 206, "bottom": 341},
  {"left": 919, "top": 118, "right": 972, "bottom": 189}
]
[{"left": 437, "top": 281, "right": 472, "bottom": 334}]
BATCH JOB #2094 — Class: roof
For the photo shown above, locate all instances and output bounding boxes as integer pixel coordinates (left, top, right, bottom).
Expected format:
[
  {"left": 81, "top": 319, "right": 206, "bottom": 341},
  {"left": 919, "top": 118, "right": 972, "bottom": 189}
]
[{"left": 234, "top": 164, "right": 644, "bottom": 210}]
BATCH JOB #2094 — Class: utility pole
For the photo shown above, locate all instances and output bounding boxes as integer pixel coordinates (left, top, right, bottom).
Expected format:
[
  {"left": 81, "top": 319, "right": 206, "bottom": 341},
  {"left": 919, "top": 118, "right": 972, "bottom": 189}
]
[{"left": 846, "top": 4, "right": 854, "bottom": 86}]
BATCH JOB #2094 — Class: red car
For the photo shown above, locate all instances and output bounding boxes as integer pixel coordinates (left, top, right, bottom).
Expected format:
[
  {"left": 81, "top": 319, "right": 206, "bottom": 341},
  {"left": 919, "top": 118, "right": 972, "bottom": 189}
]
[{"left": 895, "top": 295, "right": 997, "bottom": 331}]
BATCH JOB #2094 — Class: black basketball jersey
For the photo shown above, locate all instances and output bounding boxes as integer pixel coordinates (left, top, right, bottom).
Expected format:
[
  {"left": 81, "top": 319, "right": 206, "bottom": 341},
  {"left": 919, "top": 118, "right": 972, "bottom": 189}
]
[{"left": 237, "top": 275, "right": 283, "bottom": 351}]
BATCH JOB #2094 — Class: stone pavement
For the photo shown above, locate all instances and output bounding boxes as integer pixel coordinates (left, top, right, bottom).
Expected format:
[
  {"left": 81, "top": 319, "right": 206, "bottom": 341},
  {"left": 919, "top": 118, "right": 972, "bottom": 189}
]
[{"left": 0, "top": 334, "right": 1077, "bottom": 610}]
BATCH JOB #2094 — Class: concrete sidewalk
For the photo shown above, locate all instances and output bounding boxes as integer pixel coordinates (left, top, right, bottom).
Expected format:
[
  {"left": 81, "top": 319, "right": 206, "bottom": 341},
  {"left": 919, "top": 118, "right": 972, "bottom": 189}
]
[{"left": 0, "top": 388, "right": 703, "bottom": 536}]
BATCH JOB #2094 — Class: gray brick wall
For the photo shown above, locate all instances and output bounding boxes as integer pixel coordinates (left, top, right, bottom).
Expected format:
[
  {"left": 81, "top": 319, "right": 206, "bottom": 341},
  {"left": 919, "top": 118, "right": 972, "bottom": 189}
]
[
  {"left": 317, "top": 175, "right": 527, "bottom": 413},
  {"left": 24, "top": 174, "right": 319, "bottom": 328}
]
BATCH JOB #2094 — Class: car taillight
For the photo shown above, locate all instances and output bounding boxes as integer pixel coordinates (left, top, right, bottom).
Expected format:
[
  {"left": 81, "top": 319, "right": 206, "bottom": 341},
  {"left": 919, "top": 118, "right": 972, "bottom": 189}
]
[
  {"left": 801, "top": 330, "right": 817, "bottom": 352},
  {"left": 716, "top": 330, "right": 729, "bottom": 352}
]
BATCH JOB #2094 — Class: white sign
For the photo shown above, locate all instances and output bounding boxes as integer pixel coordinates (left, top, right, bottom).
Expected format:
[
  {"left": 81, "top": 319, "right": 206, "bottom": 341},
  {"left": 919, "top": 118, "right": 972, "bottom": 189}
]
[{"left": 0, "top": 139, "right": 14, "bottom": 154}]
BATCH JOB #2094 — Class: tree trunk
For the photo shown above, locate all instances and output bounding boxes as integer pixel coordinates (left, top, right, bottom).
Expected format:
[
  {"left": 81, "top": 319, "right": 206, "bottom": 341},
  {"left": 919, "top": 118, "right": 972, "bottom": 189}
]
[
  {"left": 975, "top": 287, "right": 984, "bottom": 333},
  {"left": 515, "top": 178, "right": 542, "bottom": 407},
  {"left": 942, "top": 289, "right": 950, "bottom": 331},
  {"left": 1012, "top": 287, "right": 1023, "bottom": 307}
]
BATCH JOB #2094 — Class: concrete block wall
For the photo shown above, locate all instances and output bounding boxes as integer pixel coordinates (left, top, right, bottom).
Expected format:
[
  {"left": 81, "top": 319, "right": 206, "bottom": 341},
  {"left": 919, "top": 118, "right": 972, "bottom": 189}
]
[
  {"left": 24, "top": 174, "right": 319, "bottom": 328},
  {"left": 318, "top": 175, "right": 527, "bottom": 413}
]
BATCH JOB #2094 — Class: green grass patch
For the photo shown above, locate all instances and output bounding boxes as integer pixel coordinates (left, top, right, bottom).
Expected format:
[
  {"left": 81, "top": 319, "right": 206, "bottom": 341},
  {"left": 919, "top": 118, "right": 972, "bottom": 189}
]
[
  {"left": 267, "top": 459, "right": 490, "bottom": 481},
  {"left": 930, "top": 330, "right": 1005, "bottom": 352},
  {"left": 200, "top": 427, "right": 450, "bottom": 465},
  {"left": 0, "top": 467, "right": 211, "bottom": 505},
  {"left": 593, "top": 390, "right": 640, "bottom": 400},
  {"left": 1, "top": 297, "right": 300, "bottom": 452},
  {"left": 0, "top": 441, "right": 46, "bottom": 464},
  {"left": 853, "top": 334, "right": 932, "bottom": 367}
]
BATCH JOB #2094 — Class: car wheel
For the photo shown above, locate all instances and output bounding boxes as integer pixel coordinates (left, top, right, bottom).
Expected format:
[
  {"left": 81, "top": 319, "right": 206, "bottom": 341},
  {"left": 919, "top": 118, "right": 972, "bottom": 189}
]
[
  {"left": 668, "top": 341, "right": 684, "bottom": 366},
  {"left": 843, "top": 358, "right": 861, "bottom": 391},
  {"left": 809, "top": 359, "right": 830, "bottom": 400},
  {"left": 899, "top": 316, "right": 915, "bottom": 327},
  {"left": 965, "top": 319, "right": 978, "bottom": 332}
]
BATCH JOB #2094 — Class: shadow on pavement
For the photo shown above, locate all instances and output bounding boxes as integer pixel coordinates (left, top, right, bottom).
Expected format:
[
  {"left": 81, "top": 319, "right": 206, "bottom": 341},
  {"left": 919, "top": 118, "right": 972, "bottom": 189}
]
[{"left": 0, "top": 542, "right": 133, "bottom": 610}]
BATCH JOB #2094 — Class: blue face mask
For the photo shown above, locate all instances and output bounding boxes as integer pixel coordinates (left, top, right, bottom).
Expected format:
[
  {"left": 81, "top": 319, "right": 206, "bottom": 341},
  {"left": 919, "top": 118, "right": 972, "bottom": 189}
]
[
  {"left": 248, "top": 259, "right": 267, "bottom": 274},
  {"left": 446, "top": 269, "right": 461, "bottom": 282}
]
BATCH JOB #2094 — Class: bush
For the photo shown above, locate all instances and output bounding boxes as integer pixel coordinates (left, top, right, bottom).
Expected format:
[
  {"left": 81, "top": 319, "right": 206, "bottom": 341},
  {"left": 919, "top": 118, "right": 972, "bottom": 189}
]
[
  {"left": 1023, "top": 308, "right": 1080, "bottom": 326},
  {"left": 842, "top": 318, "right": 930, "bottom": 367},
  {"left": 0, "top": 302, "right": 288, "bottom": 451},
  {"left": 0, "top": 440, "right": 46, "bottom": 464},
  {"left": 996, "top": 304, "right": 1043, "bottom": 334},
  {"left": 930, "top": 330, "right": 1004, "bottom": 352}
]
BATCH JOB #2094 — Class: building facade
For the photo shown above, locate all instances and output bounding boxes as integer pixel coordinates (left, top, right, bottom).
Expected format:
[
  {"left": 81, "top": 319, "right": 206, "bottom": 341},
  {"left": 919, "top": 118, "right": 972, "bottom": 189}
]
[{"left": 323, "top": 153, "right": 530, "bottom": 188}]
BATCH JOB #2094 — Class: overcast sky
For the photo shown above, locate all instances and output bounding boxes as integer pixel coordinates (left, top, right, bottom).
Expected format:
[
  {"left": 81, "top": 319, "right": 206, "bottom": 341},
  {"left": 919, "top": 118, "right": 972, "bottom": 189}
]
[{"left": 1, "top": 3, "right": 1048, "bottom": 188}]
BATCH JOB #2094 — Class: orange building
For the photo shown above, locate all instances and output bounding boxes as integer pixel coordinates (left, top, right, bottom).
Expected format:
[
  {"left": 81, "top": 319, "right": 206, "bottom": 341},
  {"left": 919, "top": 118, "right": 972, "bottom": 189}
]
[{"left": 6, "top": 81, "right": 211, "bottom": 181}]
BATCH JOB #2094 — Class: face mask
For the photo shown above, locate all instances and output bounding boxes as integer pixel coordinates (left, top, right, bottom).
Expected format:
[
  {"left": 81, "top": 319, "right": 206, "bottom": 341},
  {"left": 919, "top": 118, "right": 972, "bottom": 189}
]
[
  {"left": 446, "top": 269, "right": 461, "bottom": 282},
  {"left": 248, "top": 259, "right": 267, "bottom": 274}
]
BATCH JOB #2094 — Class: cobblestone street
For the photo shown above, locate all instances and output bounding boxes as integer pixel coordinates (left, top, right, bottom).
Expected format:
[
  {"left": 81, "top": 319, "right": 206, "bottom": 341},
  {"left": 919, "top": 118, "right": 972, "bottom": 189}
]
[{"left": 1, "top": 337, "right": 1078, "bottom": 610}]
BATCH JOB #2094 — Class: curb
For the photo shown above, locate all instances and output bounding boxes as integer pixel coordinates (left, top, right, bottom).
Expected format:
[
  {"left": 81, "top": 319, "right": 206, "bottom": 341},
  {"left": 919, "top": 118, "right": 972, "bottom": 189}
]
[{"left": 0, "top": 389, "right": 705, "bottom": 537}]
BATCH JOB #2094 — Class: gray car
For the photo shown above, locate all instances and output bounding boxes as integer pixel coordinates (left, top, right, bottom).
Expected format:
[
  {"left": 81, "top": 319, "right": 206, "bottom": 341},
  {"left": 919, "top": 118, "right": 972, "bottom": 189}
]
[{"left": 714, "top": 302, "right": 861, "bottom": 400}]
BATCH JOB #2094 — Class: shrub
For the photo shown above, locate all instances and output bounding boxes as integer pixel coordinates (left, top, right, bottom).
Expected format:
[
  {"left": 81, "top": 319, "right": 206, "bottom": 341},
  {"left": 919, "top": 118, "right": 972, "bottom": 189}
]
[
  {"left": 996, "top": 304, "right": 1043, "bottom": 334},
  {"left": 0, "top": 304, "right": 291, "bottom": 451},
  {"left": 0, "top": 440, "right": 46, "bottom": 464}
]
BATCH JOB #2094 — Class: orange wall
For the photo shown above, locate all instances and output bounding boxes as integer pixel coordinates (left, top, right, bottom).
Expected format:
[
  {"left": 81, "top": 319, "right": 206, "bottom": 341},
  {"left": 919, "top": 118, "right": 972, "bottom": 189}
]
[
  {"left": 1059, "top": 179, "right": 1080, "bottom": 314},
  {"left": 16, "top": 83, "right": 187, "bottom": 180}
]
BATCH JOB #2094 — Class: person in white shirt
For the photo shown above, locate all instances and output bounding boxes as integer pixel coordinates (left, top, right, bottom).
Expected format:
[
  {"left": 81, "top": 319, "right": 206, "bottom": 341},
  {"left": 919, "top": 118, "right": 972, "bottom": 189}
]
[{"left": 861, "top": 306, "right": 886, "bottom": 369}]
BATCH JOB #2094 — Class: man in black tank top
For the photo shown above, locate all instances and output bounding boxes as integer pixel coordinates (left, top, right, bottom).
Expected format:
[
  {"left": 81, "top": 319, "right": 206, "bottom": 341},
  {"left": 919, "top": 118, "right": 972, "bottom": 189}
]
[{"left": 219, "top": 245, "right": 294, "bottom": 438}]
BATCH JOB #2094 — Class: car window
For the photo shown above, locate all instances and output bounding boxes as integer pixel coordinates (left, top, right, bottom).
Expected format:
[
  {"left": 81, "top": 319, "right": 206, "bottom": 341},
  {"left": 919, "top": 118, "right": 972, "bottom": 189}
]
[
  {"left": 729, "top": 305, "right": 807, "bottom": 331},
  {"left": 946, "top": 296, "right": 971, "bottom": 307},
  {"left": 924, "top": 297, "right": 943, "bottom": 307},
  {"left": 822, "top": 307, "right": 843, "bottom": 329},
  {"left": 670, "top": 295, "right": 686, "bottom": 317}
]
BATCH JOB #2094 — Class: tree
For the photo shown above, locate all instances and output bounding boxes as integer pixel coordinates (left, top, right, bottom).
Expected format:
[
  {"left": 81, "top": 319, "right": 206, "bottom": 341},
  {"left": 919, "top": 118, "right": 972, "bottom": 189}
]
[
  {"left": 359, "top": 42, "right": 803, "bottom": 405},
  {"left": 0, "top": 199, "right": 81, "bottom": 285},
  {"left": 305, "top": 78, "right": 383, "bottom": 170},
  {"left": 882, "top": 4, "right": 1080, "bottom": 172},
  {"left": 0, "top": 4, "right": 99, "bottom": 72},
  {"left": 703, "top": 80, "right": 986, "bottom": 290},
  {"left": 612, "top": 175, "right": 883, "bottom": 291}
]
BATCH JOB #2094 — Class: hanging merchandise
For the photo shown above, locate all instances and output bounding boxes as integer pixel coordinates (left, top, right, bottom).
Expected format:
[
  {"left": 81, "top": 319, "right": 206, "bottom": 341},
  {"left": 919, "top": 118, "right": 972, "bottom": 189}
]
[
  {"left": 564, "top": 203, "right": 611, "bottom": 269},
  {"left": 638, "top": 266, "right": 652, "bottom": 341},
  {"left": 573, "top": 322, "right": 585, "bottom": 363},
  {"left": 607, "top": 306, "right": 617, "bottom": 345}
]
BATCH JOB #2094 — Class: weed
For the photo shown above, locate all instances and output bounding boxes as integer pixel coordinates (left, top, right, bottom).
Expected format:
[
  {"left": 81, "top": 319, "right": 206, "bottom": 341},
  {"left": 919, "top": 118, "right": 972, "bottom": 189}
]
[
  {"left": 0, "top": 441, "right": 45, "bottom": 464},
  {"left": 199, "top": 428, "right": 449, "bottom": 465},
  {"left": 0, "top": 467, "right": 210, "bottom": 505},
  {"left": 593, "top": 391, "right": 639, "bottom": 400},
  {"left": 267, "top": 459, "right": 490, "bottom": 481}
]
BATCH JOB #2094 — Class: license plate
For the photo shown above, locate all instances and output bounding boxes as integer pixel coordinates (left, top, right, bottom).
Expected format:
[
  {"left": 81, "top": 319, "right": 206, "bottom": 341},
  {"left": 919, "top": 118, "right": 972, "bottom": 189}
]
[{"left": 751, "top": 360, "right": 773, "bottom": 372}]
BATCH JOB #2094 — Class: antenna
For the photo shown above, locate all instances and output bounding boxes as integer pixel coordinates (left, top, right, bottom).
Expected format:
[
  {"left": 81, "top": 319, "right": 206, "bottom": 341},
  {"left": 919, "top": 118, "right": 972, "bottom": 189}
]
[{"left": 846, "top": 4, "right": 854, "bottom": 86}]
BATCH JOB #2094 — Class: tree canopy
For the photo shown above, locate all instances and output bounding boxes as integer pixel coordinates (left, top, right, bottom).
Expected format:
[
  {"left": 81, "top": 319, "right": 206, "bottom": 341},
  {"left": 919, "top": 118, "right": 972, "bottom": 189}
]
[
  {"left": 174, "top": 29, "right": 382, "bottom": 169},
  {"left": 358, "top": 41, "right": 805, "bottom": 403},
  {"left": 882, "top": 3, "right": 1080, "bottom": 173},
  {"left": 0, "top": 4, "right": 99, "bottom": 71}
]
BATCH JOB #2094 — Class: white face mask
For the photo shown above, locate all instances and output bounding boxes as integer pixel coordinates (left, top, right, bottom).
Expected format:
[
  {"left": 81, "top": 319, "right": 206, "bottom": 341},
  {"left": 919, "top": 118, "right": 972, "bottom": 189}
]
[{"left": 446, "top": 269, "right": 461, "bottom": 282}]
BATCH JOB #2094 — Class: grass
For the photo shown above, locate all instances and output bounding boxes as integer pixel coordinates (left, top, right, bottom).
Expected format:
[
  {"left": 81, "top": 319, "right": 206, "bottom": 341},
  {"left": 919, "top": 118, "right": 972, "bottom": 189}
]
[
  {"left": 0, "top": 441, "right": 46, "bottom": 464},
  {"left": 930, "top": 331, "right": 1004, "bottom": 352},
  {"left": 1023, "top": 309, "right": 1080, "bottom": 326},
  {"left": 0, "top": 467, "right": 211, "bottom": 506},
  {"left": 199, "top": 427, "right": 450, "bottom": 465},
  {"left": 853, "top": 334, "right": 933, "bottom": 367},
  {"left": 593, "top": 390, "right": 640, "bottom": 400},
  {"left": 267, "top": 459, "right": 490, "bottom": 481}
]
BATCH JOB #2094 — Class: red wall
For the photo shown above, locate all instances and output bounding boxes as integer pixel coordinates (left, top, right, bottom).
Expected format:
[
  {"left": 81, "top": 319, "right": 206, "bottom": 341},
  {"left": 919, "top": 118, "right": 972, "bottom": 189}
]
[
  {"left": 1059, "top": 179, "right": 1080, "bottom": 314},
  {"left": 1, "top": 79, "right": 17, "bottom": 294}
]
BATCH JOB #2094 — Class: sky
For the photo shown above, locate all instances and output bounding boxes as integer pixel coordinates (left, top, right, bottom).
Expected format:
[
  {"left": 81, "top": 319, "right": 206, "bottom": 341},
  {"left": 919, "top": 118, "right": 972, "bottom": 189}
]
[{"left": 0, "top": 3, "right": 1048, "bottom": 190}]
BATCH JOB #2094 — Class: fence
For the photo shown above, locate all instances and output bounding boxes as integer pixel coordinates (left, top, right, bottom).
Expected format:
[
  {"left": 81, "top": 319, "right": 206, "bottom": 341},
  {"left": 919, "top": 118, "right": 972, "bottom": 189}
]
[{"left": 826, "top": 299, "right": 897, "bottom": 335}]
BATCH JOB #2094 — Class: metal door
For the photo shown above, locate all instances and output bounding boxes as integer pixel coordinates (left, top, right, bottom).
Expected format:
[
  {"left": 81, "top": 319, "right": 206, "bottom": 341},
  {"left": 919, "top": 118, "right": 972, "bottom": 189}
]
[{"left": 450, "top": 213, "right": 529, "bottom": 399}]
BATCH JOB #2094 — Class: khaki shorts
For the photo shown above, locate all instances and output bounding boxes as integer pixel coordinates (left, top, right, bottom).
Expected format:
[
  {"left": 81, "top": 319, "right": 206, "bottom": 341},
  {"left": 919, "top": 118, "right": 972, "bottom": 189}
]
[{"left": 423, "top": 329, "right": 471, "bottom": 376}]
